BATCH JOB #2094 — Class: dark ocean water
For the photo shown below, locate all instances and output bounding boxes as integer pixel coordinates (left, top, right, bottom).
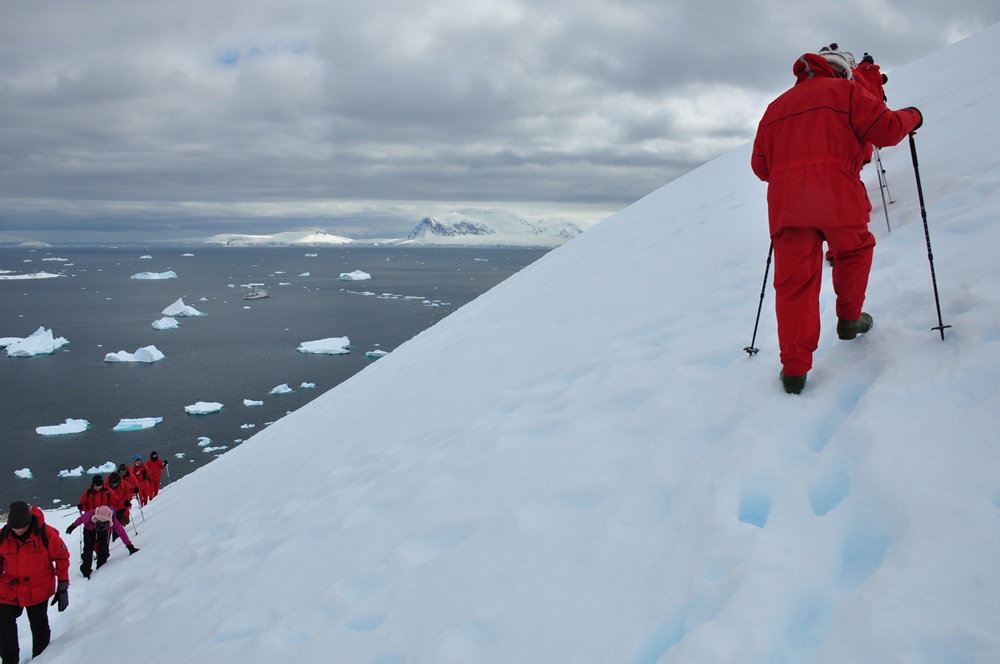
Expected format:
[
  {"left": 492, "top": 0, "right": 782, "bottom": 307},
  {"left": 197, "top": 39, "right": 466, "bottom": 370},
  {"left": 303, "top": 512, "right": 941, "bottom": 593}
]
[{"left": 0, "top": 245, "right": 548, "bottom": 508}]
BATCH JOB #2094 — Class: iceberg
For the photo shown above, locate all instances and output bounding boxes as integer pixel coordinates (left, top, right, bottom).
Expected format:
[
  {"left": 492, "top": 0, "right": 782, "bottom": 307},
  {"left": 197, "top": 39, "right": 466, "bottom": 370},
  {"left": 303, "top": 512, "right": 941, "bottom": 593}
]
[
  {"left": 15, "top": 468, "right": 32, "bottom": 479},
  {"left": 299, "top": 272, "right": 311, "bottom": 277},
  {"left": 104, "top": 345, "right": 165, "bottom": 363},
  {"left": 340, "top": 270, "right": 372, "bottom": 281},
  {"left": 113, "top": 417, "right": 163, "bottom": 431},
  {"left": 5, "top": 327, "right": 70, "bottom": 357},
  {"left": 241, "top": 424, "right": 256, "bottom": 429},
  {"left": 366, "top": 350, "right": 389, "bottom": 359},
  {"left": 36, "top": 418, "right": 90, "bottom": 435},
  {"left": 297, "top": 337, "right": 350, "bottom": 355},
  {"left": 203, "top": 446, "right": 229, "bottom": 453},
  {"left": 269, "top": 384, "right": 294, "bottom": 395},
  {"left": 57, "top": 466, "right": 84, "bottom": 478},
  {"left": 162, "top": 298, "right": 206, "bottom": 317},
  {"left": 152, "top": 317, "right": 179, "bottom": 330},
  {"left": 131, "top": 271, "right": 177, "bottom": 280},
  {"left": 87, "top": 462, "right": 117, "bottom": 474},
  {"left": 139, "top": 255, "right": 153, "bottom": 259},
  {"left": 197, "top": 436, "right": 212, "bottom": 447},
  {"left": 244, "top": 399, "right": 264, "bottom": 406},
  {"left": 300, "top": 382, "right": 316, "bottom": 389},
  {"left": 0, "top": 272, "right": 65, "bottom": 280},
  {"left": 185, "top": 402, "right": 224, "bottom": 415}
]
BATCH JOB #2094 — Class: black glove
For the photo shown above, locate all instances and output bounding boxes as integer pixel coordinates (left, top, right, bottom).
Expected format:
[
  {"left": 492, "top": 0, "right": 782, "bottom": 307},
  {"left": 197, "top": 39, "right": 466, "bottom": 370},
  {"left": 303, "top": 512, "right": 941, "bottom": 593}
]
[
  {"left": 882, "top": 73, "right": 888, "bottom": 85},
  {"left": 65, "top": 524, "right": 76, "bottom": 535},
  {"left": 51, "top": 583, "right": 69, "bottom": 612},
  {"left": 906, "top": 107, "right": 923, "bottom": 130},
  {"left": 127, "top": 545, "right": 139, "bottom": 555},
  {"left": 163, "top": 459, "right": 169, "bottom": 466}
]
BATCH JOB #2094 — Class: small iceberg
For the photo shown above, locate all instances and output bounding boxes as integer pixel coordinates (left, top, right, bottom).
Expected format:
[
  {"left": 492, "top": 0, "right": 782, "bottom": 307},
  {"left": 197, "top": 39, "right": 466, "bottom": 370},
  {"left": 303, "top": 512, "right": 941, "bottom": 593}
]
[
  {"left": 269, "top": 384, "right": 294, "bottom": 395},
  {"left": 340, "top": 270, "right": 371, "bottom": 281},
  {"left": 197, "top": 436, "right": 212, "bottom": 447},
  {"left": 204, "top": 446, "right": 229, "bottom": 453},
  {"left": 366, "top": 350, "right": 389, "bottom": 359},
  {"left": 297, "top": 337, "right": 350, "bottom": 355},
  {"left": 139, "top": 255, "right": 153, "bottom": 259},
  {"left": 244, "top": 399, "right": 264, "bottom": 406},
  {"left": 113, "top": 417, "right": 163, "bottom": 431},
  {"left": 37, "top": 418, "right": 90, "bottom": 435},
  {"left": 162, "top": 298, "right": 206, "bottom": 317},
  {"left": 152, "top": 317, "right": 179, "bottom": 330},
  {"left": 58, "top": 466, "right": 84, "bottom": 478},
  {"left": 5, "top": 327, "right": 70, "bottom": 357},
  {"left": 241, "top": 423, "right": 256, "bottom": 429},
  {"left": 15, "top": 468, "right": 33, "bottom": 479},
  {"left": 181, "top": 253, "right": 195, "bottom": 257},
  {"left": 298, "top": 272, "right": 311, "bottom": 277},
  {"left": 87, "top": 462, "right": 117, "bottom": 474},
  {"left": 131, "top": 271, "right": 177, "bottom": 280},
  {"left": 185, "top": 401, "right": 224, "bottom": 415},
  {"left": 300, "top": 382, "right": 316, "bottom": 389},
  {"left": 105, "top": 345, "right": 165, "bottom": 363}
]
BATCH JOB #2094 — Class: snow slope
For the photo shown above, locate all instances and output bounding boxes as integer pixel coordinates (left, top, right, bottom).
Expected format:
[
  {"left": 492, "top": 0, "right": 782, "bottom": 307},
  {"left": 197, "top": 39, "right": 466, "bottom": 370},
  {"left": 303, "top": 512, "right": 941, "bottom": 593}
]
[{"left": 32, "top": 24, "right": 1000, "bottom": 664}]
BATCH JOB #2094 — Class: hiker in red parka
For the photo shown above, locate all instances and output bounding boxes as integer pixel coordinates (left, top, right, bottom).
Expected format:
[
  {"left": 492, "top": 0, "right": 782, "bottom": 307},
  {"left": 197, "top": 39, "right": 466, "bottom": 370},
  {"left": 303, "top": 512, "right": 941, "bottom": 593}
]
[
  {"left": 0, "top": 502, "right": 70, "bottom": 664},
  {"left": 77, "top": 475, "right": 112, "bottom": 514},
  {"left": 751, "top": 45, "right": 922, "bottom": 394},
  {"left": 146, "top": 451, "right": 168, "bottom": 500},
  {"left": 853, "top": 52, "right": 888, "bottom": 102},
  {"left": 105, "top": 471, "right": 133, "bottom": 536},
  {"left": 131, "top": 457, "right": 151, "bottom": 507}
]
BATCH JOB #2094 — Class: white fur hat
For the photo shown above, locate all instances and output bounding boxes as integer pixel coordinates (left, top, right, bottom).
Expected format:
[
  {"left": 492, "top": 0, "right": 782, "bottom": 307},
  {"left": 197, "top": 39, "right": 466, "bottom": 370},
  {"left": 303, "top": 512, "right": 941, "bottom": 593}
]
[{"left": 818, "top": 43, "right": 854, "bottom": 79}]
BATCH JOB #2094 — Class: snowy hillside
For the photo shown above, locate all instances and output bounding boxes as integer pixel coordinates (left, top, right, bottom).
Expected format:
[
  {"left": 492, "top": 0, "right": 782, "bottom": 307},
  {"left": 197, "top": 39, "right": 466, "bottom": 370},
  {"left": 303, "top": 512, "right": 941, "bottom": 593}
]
[{"left": 35, "top": 24, "right": 1000, "bottom": 663}]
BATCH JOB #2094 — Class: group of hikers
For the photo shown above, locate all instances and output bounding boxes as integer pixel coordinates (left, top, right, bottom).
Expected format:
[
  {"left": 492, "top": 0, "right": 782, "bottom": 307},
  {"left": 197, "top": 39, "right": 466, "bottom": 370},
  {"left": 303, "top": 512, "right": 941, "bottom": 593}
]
[{"left": 1, "top": 451, "right": 168, "bottom": 663}]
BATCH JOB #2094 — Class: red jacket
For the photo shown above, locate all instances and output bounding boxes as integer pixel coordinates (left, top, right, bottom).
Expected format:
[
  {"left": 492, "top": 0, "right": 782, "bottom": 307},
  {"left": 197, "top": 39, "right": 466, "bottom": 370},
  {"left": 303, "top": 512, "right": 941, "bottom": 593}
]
[
  {"left": 106, "top": 478, "right": 133, "bottom": 511},
  {"left": 853, "top": 61, "right": 886, "bottom": 102},
  {"left": 751, "top": 54, "right": 921, "bottom": 235},
  {"left": 78, "top": 485, "right": 113, "bottom": 513},
  {"left": 0, "top": 507, "right": 70, "bottom": 608},
  {"left": 146, "top": 457, "right": 166, "bottom": 484}
]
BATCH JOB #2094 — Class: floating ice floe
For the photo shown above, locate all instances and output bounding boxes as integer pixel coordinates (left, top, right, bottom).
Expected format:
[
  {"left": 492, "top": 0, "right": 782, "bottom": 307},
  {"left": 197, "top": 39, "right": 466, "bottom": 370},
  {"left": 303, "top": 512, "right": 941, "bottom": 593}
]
[
  {"left": 269, "top": 384, "right": 294, "bottom": 395},
  {"left": 304, "top": 253, "right": 317, "bottom": 257},
  {"left": 152, "top": 317, "right": 179, "bottom": 330},
  {"left": 185, "top": 402, "right": 223, "bottom": 415},
  {"left": 297, "top": 337, "right": 350, "bottom": 355},
  {"left": 113, "top": 417, "right": 163, "bottom": 431},
  {"left": 87, "top": 462, "right": 117, "bottom": 474},
  {"left": 131, "top": 271, "right": 177, "bottom": 280},
  {"left": 244, "top": 399, "right": 264, "bottom": 406},
  {"left": 162, "top": 298, "right": 206, "bottom": 317},
  {"left": 15, "top": 468, "right": 32, "bottom": 479},
  {"left": 199, "top": 297, "right": 208, "bottom": 301},
  {"left": 241, "top": 424, "right": 255, "bottom": 429},
  {"left": 0, "top": 272, "right": 65, "bottom": 280},
  {"left": 5, "top": 327, "right": 70, "bottom": 357},
  {"left": 181, "top": 253, "right": 195, "bottom": 257},
  {"left": 300, "top": 382, "right": 316, "bottom": 389},
  {"left": 204, "top": 446, "right": 228, "bottom": 453},
  {"left": 105, "top": 345, "right": 165, "bottom": 363},
  {"left": 299, "top": 272, "right": 311, "bottom": 277},
  {"left": 197, "top": 437, "right": 212, "bottom": 447},
  {"left": 366, "top": 350, "right": 389, "bottom": 359},
  {"left": 58, "top": 466, "right": 84, "bottom": 478},
  {"left": 140, "top": 255, "right": 153, "bottom": 259},
  {"left": 279, "top": 282, "right": 291, "bottom": 286},
  {"left": 175, "top": 452, "right": 186, "bottom": 459},
  {"left": 340, "top": 270, "right": 372, "bottom": 281},
  {"left": 36, "top": 418, "right": 90, "bottom": 435},
  {"left": 42, "top": 257, "right": 68, "bottom": 262}
]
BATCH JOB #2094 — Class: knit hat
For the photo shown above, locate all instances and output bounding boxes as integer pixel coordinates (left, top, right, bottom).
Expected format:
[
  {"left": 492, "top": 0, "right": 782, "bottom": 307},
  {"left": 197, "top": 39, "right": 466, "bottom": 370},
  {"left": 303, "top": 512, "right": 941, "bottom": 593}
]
[
  {"left": 150, "top": 451, "right": 159, "bottom": 460},
  {"left": 108, "top": 472, "right": 121, "bottom": 487},
  {"left": 134, "top": 455, "right": 142, "bottom": 462},
  {"left": 7, "top": 501, "right": 31, "bottom": 529},
  {"left": 92, "top": 475, "right": 104, "bottom": 487},
  {"left": 818, "top": 43, "right": 854, "bottom": 79},
  {"left": 861, "top": 52, "right": 875, "bottom": 65},
  {"left": 93, "top": 506, "right": 114, "bottom": 523}
]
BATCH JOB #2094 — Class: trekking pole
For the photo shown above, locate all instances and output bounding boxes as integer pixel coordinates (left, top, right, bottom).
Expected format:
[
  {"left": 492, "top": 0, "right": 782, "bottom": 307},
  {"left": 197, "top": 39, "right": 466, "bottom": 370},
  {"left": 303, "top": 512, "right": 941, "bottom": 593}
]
[
  {"left": 135, "top": 493, "right": 146, "bottom": 522},
  {"left": 744, "top": 241, "right": 774, "bottom": 356},
  {"left": 908, "top": 132, "right": 951, "bottom": 340},
  {"left": 875, "top": 147, "right": 894, "bottom": 204},
  {"left": 873, "top": 147, "right": 892, "bottom": 233}
]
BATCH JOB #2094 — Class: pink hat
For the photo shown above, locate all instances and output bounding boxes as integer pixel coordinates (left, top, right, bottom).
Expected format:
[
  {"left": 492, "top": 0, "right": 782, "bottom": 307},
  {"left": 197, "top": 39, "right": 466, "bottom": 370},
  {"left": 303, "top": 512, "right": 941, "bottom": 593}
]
[{"left": 93, "top": 506, "right": 114, "bottom": 523}]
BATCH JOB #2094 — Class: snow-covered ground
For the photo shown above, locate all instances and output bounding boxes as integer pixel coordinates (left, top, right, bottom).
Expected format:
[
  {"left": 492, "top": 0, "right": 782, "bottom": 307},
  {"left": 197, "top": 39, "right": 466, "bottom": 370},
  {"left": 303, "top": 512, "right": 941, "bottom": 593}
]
[{"left": 21, "top": 24, "right": 1000, "bottom": 663}]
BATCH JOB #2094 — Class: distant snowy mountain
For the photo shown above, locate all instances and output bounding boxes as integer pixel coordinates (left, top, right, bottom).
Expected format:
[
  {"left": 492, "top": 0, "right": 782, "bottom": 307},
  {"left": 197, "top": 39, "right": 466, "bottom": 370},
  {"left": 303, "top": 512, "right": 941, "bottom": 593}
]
[
  {"left": 202, "top": 229, "right": 353, "bottom": 246},
  {"left": 0, "top": 233, "right": 50, "bottom": 247},
  {"left": 402, "top": 210, "right": 588, "bottom": 246}
]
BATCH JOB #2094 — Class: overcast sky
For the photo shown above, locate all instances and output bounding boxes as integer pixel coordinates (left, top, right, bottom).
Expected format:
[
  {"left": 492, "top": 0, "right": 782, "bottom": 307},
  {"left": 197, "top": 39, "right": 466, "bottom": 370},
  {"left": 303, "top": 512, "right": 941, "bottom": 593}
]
[{"left": 1, "top": 0, "right": 997, "bottom": 242}]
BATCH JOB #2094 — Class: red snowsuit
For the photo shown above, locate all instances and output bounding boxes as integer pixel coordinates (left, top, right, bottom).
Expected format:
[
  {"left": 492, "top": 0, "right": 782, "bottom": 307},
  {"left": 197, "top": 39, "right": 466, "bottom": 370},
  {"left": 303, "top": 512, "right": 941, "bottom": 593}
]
[
  {"left": 146, "top": 456, "right": 167, "bottom": 500},
  {"left": 131, "top": 461, "right": 152, "bottom": 506},
  {"left": 77, "top": 485, "right": 112, "bottom": 514},
  {"left": 751, "top": 53, "right": 921, "bottom": 375},
  {"left": 0, "top": 508, "right": 70, "bottom": 608},
  {"left": 853, "top": 61, "right": 887, "bottom": 102}
]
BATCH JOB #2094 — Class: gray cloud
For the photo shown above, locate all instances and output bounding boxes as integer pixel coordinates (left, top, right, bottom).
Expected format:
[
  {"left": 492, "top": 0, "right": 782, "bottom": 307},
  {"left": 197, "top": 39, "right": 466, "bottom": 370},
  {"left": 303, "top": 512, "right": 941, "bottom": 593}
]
[{"left": 1, "top": 0, "right": 997, "bottom": 242}]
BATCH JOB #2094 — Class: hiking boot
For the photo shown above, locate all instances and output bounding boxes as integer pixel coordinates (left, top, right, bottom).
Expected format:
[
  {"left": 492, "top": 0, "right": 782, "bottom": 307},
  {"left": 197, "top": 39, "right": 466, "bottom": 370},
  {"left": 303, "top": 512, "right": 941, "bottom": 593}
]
[
  {"left": 837, "top": 312, "right": 874, "bottom": 340},
  {"left": 80, "top": 564, "right": 91, "bottom": 579},
  {"left": 780, "top": 371, "right": 807, "bottom": 395}
]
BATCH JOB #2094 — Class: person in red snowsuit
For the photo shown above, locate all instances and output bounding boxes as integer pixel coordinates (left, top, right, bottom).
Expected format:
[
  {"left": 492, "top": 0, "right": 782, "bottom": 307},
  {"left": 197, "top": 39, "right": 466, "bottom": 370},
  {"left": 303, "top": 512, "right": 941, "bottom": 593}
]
[
  {"left": 131, "top": 457, "right": 152, "bottom": 506},
  {"left": 77, "top": 475, "right": 112, "bottom": 514},
  {"left": 853, "top": 52, "right": 888, "bottom": 102},
  {"left": 145, "top": 451, "right": 168, "bottom": 500},
  {"left": 751, "top": 46, "right": 922, "bottom": 393},
  {"left": 105, "top": 471, "right": 133, "bottom": 537},
  {"left": 0, "top": 502, "right": 70, "bottom": 664}
]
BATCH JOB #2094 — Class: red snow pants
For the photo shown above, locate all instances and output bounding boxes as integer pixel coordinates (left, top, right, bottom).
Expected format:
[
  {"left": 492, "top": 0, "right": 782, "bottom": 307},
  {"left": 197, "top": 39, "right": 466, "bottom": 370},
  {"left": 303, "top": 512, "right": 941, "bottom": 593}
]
[{"left": 772, "top": 225, "right": 875, "bottom": 376}]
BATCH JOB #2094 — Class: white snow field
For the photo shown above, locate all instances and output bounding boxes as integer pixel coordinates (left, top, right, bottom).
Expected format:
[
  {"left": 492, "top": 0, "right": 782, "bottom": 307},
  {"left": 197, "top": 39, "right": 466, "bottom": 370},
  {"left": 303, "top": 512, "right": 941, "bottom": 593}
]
[{"left": 31, "top": 25, "right": 1000, "bottom": 664}]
